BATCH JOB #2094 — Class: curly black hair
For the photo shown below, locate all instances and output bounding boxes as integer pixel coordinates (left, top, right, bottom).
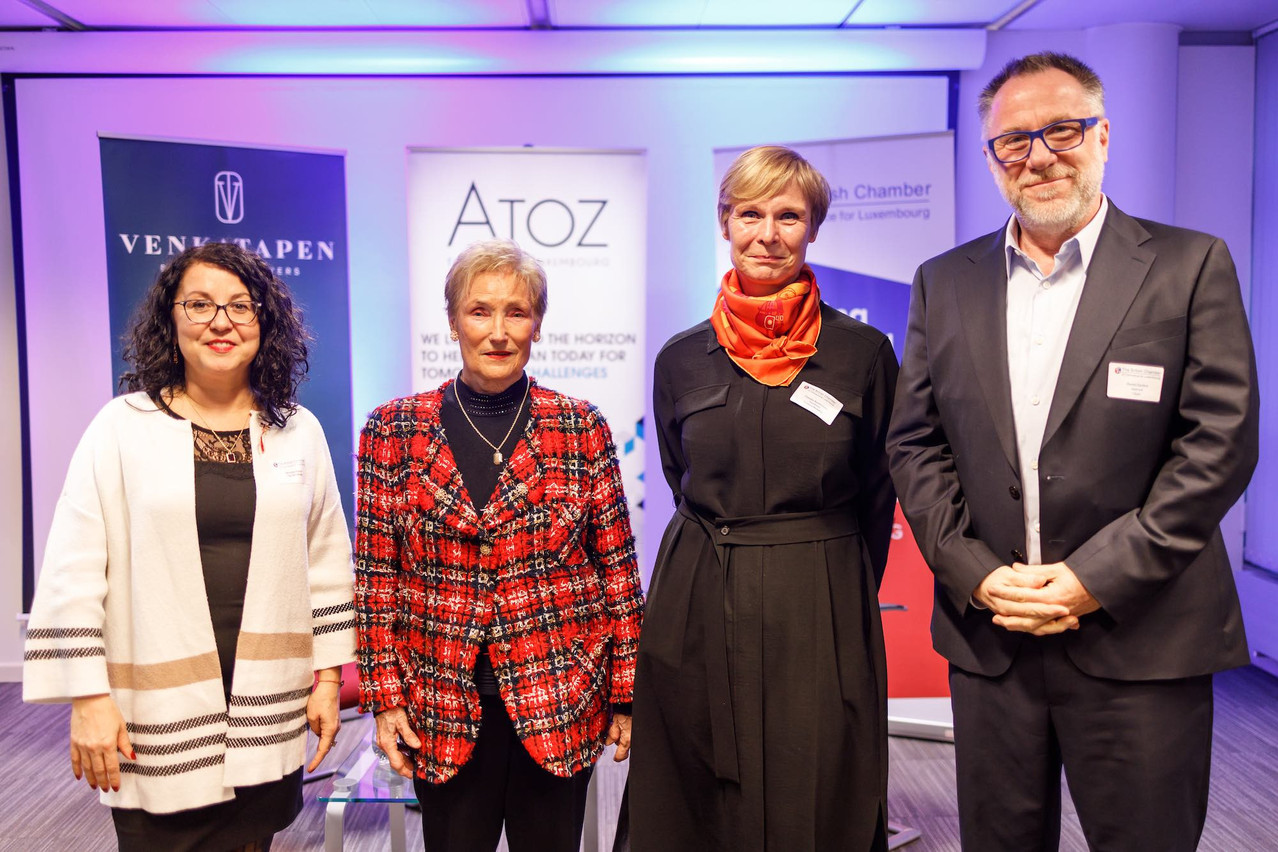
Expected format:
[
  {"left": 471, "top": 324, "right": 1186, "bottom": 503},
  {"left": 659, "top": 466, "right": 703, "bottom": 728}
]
[{"left": 119, "top": 242, "right": 310, "bottom": 428}]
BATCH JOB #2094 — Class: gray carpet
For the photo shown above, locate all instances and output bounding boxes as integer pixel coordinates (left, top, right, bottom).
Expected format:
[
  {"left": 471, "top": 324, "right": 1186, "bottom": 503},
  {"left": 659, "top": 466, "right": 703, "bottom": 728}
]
[{"left": 3, "top": 665, "right": 1276, "bottom": 851}]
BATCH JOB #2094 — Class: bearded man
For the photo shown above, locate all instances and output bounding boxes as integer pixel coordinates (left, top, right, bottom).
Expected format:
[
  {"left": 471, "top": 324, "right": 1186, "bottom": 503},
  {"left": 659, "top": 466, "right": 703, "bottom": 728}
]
[{"left": 887, "top": 52, "right": 1258, "bottom": 852}]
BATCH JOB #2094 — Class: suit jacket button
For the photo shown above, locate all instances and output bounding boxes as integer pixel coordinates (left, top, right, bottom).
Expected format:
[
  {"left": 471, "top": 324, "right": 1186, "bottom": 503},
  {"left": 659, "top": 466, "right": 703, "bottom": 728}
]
[
  {"left": 1009, "top": 485, "right": 1021, "bottom": 500},
  {"left": 1012, "top": 549, "right": 1026, "bottom": 563},
  {"left": 720, "top": 526, "right": 730, "bottom": 536},
  {"left": 480, "top": 543, "right": 493, "bottom": 556}
]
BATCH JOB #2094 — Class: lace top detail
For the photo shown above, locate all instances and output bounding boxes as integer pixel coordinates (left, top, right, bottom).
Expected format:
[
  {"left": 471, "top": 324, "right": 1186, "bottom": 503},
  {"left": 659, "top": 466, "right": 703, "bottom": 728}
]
[{"left": 192, "top": 424, "right": 253, "bottom": 467}]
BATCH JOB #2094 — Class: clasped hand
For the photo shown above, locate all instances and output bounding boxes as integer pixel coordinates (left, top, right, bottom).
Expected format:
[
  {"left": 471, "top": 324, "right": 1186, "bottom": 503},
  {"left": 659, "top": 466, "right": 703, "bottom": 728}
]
[{"left": 974, "top": 562, "right": 1100, "bottom": 636}]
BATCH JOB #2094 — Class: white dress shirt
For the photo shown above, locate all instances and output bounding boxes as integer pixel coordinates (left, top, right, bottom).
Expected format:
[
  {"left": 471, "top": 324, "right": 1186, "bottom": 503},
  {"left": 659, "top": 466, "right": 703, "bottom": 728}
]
[{"left": 1005, "top": 196, "right": 1110, "bottom": 564}]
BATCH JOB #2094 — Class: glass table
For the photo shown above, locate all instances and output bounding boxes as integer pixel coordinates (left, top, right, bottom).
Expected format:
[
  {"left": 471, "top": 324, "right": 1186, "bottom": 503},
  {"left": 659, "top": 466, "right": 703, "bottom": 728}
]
[{"left": 317, "top": 731, "right": 417, "bottom": 852}]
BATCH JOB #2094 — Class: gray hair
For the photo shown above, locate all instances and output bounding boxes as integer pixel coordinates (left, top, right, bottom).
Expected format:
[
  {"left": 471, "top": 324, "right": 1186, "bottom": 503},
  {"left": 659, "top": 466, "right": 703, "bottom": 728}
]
[
  {"left": 978, "top": 52, "right": 1106, "bottom": 131},
  {"left": 443, "top": 239, "right": 548, "bottom": 322}
]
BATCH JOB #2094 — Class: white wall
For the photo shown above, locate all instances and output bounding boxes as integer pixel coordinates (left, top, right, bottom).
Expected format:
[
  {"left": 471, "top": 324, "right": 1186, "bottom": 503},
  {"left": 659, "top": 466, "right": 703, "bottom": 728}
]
[
  {"left": 2, "top": 73, "right": 950, "bottom": 679},
  {"left": 1, "top": 35, "right": 1262, "bottom": 681},
  {"left": 0, "top": 87, "right": 24, "bottom": 680}
]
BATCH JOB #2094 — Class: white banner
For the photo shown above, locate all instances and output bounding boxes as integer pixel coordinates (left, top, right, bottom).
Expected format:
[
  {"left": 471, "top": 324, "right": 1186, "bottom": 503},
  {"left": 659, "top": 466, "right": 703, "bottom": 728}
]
[{"left": 407, "top": 147, "right": 648, "bottom": 547}]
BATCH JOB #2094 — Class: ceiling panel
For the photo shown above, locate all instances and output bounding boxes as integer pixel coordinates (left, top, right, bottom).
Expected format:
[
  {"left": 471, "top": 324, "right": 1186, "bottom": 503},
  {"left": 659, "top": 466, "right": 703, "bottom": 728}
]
[
  {"left": 551, "top": 0, "right": 856, "bottom": 28},
  {"left": 0, "top": 2, "right": 66, "bottom": 27},
  {"left": 848, "top": 0, "right": 1016, "bottom": 26},
  {"left": 39, "top": 0, "right": 233, "bottom": 27},
  {"left": 1010, "top": 0, "right": 1278, "bottom": 32},
  {"left": 699, "top": 0, "right": 854, "bottom": 27},
  {"left": 551, "top": 0, "right": 707, "bottom": 28},
  {"left": 18, "top": 0, "right": 1278, "bottom": 33},
  {"left": 40, "top": 0, "right": 530, "bottom": 28}
]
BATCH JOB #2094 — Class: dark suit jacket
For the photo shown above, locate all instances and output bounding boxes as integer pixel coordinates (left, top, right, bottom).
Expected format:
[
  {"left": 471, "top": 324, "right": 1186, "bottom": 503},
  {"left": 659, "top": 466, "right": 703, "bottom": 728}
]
[{"left": 887, "top": 202, "right": 1258, "bottom": 681}]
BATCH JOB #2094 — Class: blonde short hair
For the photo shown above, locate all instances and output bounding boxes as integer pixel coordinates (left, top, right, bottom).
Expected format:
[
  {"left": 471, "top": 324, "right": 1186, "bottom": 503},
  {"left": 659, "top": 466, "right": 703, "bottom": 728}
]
[
  {"left": 443, "top": 239, "right": 548, "bottom": 322},
  {"left": 717, "top": 145, "right": 832, "bottom": 234}
]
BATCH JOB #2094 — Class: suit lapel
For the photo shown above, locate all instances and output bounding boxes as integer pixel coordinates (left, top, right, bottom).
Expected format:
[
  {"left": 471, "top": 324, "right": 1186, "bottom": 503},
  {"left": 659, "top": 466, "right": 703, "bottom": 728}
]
[
  {"left": 1041, "top": 205, "right": 1154, "bottom": 448},
  {"left": 958, "top": 230, "right": 1019, "bottom": 472},
  {"left": 414, "top": 387, "right": 482, "bottom": 535}
]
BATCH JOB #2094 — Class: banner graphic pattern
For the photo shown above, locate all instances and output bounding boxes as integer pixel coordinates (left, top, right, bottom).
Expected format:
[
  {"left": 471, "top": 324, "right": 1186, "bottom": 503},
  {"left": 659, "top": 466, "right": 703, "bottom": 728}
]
[{"left": 407, "top": 148, "right": 648, "bottom": 549}]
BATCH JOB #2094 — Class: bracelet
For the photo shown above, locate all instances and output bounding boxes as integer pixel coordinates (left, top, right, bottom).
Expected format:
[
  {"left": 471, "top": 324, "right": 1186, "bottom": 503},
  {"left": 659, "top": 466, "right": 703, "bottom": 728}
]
[{"left": 315, "top": 678, "right": 345, "bottom": 686}]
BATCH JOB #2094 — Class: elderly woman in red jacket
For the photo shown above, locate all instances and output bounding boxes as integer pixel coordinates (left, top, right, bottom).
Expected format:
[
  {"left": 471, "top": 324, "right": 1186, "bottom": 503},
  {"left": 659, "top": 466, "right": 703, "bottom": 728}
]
[{"left": 355, "top": 238, "right": 644, "bottom": 852}]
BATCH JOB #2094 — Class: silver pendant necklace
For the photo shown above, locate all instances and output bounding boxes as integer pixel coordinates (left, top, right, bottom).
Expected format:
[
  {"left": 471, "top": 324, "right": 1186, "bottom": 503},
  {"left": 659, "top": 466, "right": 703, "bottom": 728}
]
[{"left": 453, "top": 380, "right": 529, "bottom": 465}]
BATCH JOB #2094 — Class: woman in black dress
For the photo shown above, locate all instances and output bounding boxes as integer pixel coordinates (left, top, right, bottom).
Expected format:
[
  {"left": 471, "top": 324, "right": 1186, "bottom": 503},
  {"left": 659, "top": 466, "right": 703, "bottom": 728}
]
[
  {"left": 629, "top": 146, "right": 899, "bottom": 851},
  {"left": 23, "top": 243, "right": 356, "bottom": 851}
]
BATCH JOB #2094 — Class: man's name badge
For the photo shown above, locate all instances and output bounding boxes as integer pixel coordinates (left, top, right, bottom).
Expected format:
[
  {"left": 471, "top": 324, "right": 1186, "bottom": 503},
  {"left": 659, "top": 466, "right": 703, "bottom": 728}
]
[
  {"left": 790, "top": 381, "right": 843, "bottom": 424},
  {"left": 1107, "top": 362, "right": 1164, "bottom": 403}
]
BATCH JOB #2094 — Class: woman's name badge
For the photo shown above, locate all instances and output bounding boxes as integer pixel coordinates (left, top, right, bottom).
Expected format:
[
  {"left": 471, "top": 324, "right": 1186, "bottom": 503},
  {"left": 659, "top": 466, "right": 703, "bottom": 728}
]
[
  {"left": 1107, "top": 362, "right": 1164, "bottom": 403},
  {"left": 790, "top": 381, "right": 843, "bottom": 424},
  {"left": 272, "top": 458, "right": 306, "bottom": 482}
]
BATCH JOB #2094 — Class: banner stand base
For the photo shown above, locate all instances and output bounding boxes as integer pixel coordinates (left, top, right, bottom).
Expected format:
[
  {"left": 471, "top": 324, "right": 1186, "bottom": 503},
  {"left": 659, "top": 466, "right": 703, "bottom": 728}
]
[{"left": 887, "top": 696, "right": 954, "bottom": 742}]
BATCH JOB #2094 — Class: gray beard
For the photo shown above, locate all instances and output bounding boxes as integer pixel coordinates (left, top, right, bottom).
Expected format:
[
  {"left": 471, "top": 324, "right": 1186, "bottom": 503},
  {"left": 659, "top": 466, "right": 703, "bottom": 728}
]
[{"left": 1004, "top": 162, "right": 1104, "bottom": 235}]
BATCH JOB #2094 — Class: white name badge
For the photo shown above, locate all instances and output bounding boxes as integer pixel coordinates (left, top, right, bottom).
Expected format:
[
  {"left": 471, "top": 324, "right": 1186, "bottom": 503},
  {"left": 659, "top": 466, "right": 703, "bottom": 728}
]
[
  {"left": 1107, "top": 362, "right": 1165, "bottom": 403},
  {"left": 790, "top": 381, "right": 843, "bottom": 424},
  {"left": 272, "top": 458, "right": 306, "bottom": 482}
]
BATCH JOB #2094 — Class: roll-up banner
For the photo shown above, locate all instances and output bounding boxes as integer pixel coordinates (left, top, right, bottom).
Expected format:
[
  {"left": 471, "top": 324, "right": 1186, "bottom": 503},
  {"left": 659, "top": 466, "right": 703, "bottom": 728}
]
[
  {"left": 715, "top": 132, "right": 955, "bottom": 700},
  {"left": 407, "top": 147, "right": 648, "bottom": 554},
  {"left": 98, "top": 135, "right": 355, "bottom": 528}
]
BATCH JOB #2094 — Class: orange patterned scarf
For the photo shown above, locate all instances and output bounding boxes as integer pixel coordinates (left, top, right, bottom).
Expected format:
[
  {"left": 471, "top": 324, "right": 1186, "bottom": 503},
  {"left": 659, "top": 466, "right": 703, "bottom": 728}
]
[{"left": 710, "top": 266, "right": 821, "bottom": 387}]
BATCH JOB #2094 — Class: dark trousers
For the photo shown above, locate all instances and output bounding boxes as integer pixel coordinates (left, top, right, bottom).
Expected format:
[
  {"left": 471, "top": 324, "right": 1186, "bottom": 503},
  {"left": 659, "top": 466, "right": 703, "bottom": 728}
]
[
  {"left": 413, "top": 693, "right": 593, "bottom": 852},
  {"left": 950, "top": 636, "right": 1213, "bottom": 852}
]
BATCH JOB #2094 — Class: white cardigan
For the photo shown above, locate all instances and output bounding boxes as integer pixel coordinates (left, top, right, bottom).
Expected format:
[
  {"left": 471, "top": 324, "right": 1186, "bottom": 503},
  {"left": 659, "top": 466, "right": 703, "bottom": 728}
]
[{"left": 24, "top": 393, "right": 357, "bottom": 813}]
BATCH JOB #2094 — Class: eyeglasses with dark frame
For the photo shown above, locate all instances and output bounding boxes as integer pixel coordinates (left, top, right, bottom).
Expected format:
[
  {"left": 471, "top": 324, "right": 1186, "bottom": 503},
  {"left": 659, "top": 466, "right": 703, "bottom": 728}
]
[
  {"left": 986, "top": 117, "right": 1101, "bottom": 164},
  {"left": 174, "top": 299, "right": 262, "bottom": 325}
]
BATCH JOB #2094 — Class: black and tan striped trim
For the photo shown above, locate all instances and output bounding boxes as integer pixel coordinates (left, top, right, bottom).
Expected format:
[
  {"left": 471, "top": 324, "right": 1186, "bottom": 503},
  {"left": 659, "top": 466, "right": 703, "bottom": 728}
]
[
  {"left": 313, "top": 602, "right": 355, "bottom": 619},
  {"left": 229, "top": 687, "right": 311, "bottom": 708},
  {"left": 314, "top": 618, "right": 356, "bottom": 637},
  {"left": 26, "top": 627, "right": 103, "bottom": 640},
  {"left": 227, "top": 722, "right": 308, "bottom": 750},
  {"left": 24, "top": 647, "right": 105, "bottom": 661},
  {"left": 236, "top": 632, "right": 312, "bottom": 660},
  {"left": 228, "top": 707, "right": 306, "bottom": 728},
  {"left": 107, "top": 652, "right": 222, "bottom": 691},
  {"left": 119, "top": 754, "right": 225, "bottom": 777},
  {"left": 127, "top": 713, "right": 227, "bottom": 736},
  {"left": 132, "top": 733, "right": 226, "bottom": 757}
]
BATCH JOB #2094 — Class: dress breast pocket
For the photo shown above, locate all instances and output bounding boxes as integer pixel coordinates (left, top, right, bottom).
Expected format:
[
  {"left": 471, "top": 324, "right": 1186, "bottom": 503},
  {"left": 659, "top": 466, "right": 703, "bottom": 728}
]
[{"left": 673, "top": 383, "right": 731, "bottom": 458}]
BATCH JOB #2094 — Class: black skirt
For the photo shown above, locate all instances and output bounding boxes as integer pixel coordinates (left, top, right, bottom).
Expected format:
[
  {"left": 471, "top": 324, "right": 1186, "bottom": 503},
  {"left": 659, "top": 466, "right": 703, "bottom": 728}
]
[{"left": 111, "top": 767, "right": 303, "bottom": 852}]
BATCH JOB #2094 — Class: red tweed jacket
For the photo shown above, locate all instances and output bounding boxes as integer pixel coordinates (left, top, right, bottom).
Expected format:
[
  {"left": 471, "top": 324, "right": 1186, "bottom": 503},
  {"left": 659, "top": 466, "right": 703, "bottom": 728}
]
[{"left": 355, "top": 380, "right": 644, "bottom": 783}]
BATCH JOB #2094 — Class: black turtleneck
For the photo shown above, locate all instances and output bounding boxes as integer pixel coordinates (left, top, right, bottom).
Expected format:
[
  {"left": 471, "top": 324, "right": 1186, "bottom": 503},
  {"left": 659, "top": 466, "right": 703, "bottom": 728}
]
[
  {"left": 441, "top": 373, "right": 531, "bottom": 696},
  {"left": 440, "top": 373, "right": 532, "bottom": 513}
]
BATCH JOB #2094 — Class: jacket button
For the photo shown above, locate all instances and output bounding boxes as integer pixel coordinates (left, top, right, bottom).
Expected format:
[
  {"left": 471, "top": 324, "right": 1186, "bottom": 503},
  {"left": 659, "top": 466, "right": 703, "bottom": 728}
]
[
  {"left": 1011, "top": 549, "right": 1026, "bottom": 563},
  {"left": 480, "top": 543, "right": 492, "bottom": 556},
  {"left": 720, "top": 526, "right": 730, "bottom": 536},
  {"left": 1009, "top": 485, "right": 1021, "bottom": 500}
]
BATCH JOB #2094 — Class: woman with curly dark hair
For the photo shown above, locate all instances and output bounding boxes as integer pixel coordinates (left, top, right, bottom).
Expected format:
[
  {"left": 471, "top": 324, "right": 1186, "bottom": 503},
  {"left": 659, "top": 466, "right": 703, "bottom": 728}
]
[{"left": 23, "top": 242, "right": 357, "bottom": 852}]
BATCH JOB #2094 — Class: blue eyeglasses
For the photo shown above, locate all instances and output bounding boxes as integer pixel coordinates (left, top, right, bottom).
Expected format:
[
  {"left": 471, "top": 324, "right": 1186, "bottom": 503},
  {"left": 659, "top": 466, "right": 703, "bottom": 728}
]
[{"left": 986, "top": 117, "right": 1101, "bottom": 164}]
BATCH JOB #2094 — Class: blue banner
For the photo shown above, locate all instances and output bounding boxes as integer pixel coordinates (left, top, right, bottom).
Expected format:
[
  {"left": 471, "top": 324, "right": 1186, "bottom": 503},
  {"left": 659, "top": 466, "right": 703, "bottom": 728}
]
[{"left": 99, "top": 136, "right": 354, "bottom": 525}]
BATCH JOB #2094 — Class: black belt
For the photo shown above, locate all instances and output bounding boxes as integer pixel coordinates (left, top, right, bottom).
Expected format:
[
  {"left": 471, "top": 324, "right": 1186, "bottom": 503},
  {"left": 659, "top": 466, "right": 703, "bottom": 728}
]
[{"left": 675, "top": 501, "right": 859, "bottom": 783}]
